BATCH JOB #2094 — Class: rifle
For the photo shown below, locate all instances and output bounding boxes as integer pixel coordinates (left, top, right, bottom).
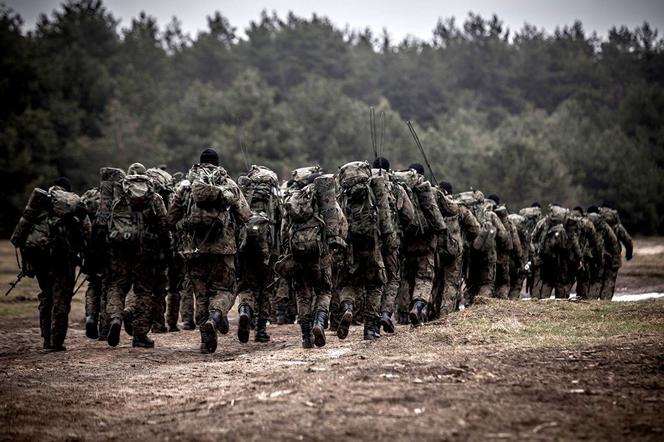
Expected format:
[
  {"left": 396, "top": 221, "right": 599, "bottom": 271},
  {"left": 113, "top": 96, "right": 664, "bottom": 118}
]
[
  {"left": 378, "top": 111, "right": 386, "bottom": 174},
  {"left": 369, "top": 107, "right": 378, "bottom": 167},
  {"left": 238, "top": 130, "right": 250, "bottom": 172},
  {"left": 406, "top": 120, "right": 438, "bottom": 186},
  {"left": 5, "top": 271, "right": 25, "bottom": 297}
]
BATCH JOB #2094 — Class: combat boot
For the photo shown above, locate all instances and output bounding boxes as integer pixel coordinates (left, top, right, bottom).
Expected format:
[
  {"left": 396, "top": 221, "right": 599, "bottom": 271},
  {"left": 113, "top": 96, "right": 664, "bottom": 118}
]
[
  {"left": 182, "top": 320, "right": 196, "bottom": 330},
  {"left": 168, "top": 322, "right": 180, "bottom": 332},
  {"left": 122, "top": 310, "right": 134, "bottom": 336},
  {"left": 237, "top": 305, "right": 253, "bottom": 344},
  {"left": 275, "top": 304, "right": 287, "bottom": 325},
  {"left": 312, "top": 310, "right": 327, "bottom": 347},
  {"left": 46, "top": 343, "right": 66, "bottom": 352},
  {"left": 380, "top": 311, "right": 395, "bottom": 334},
  {"left": 409, "top": 300, "right": 426, "bottom": 327},
  {"left": 151, "top": 323, "right": 167, "bottom": 334},
  {"left": 199, "top": 321, "right": 217, "bottom": 354},
  {"left": 397, "top": 310, "right": 409, "bottom": 325},
  {"left": 98, "top": 323, "right": 109, "bottom": 341},
  {"left": 300, "top": 321, "right": 314, "bottom": 349},
  {"left": 42, "top": 337, "right": 52, "bottom": 350},
  {"left": 255, "top": 318, "right": 270, "bottom": 343},
  {"left": 363, "top": 317, "right": 380, "bottom": 341},
  {"left": 107, "top": 318, "right": 122, "bottom": 347},
  {"left": 337, "top": 301, "right": 353, "bottom": 340},
  {"left": 210, "top": 310, "right": 229, "bottom": 335},
  {"left": 132, "top": 335, "right": 155, "bottom": 348},
  {"left": 85, "top": 314, "right": 99, "bottom": 340}
]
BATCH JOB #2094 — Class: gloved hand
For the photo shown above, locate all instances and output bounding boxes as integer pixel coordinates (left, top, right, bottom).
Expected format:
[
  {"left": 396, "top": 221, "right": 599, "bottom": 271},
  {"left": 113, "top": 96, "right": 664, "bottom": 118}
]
[{"left": 625, "top": 248, "right": 633, "bottom": 261}]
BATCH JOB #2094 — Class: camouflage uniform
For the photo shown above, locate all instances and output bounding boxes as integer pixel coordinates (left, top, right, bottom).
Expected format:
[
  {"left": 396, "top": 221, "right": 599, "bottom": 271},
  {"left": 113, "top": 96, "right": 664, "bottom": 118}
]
[
  {"left": 80, "top": 187, "right": 109, "bottom": 340},
  {"left": 394, "top": 171, "right": 446, "bottom": 326},
  {"left": 236, "top": 166, "right": 282, "bottom": 343},
  {"left": 432, "top": 189, "right": 479, "bottom": 317},
  {"left": 566, "top": 212, "right": 602, "bottom": 299},
  {"left": 337, "top": 164, "right": 394, "bottom": 340},
  {"left": 168, "top": 162, "right": 251, "bottom": 353},
  {"left": 517, "top": 206, "right": 544, "bottom": 298},
  {"left": 599, "top": 208, "right": 633, "bottom": 299},
  {"left": 531, "top": 206, "right": 581, "bottom": 299},
  {"left": 587, "top": 212, "right": 621, "bottom": 299},
  {"left": 495, "top": 206, "right": 522, "bottom": 299},
  {"left": 378, "top": 172, "right": 415, "bottom": 331},
  {"left": 12, "top": 185, "right": 88, "bottom": 351},
  {"left": 507, "top": 214, "right": 528, "bottom": 299},
  {"left": 104, "top": 176, "right": 170, "bottom": 348},
  {"left": 279, "top": 167, "right": 343, "bottom": 348},
  {"left": 457, "top": 192, "right": 509, "bottom": 304}
]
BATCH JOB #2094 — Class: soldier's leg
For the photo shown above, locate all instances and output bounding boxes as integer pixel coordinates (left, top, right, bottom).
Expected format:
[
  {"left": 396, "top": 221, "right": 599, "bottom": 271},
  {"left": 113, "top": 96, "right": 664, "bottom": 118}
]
[
  {"left": 338, "top": 279, "right": 360, "bottom": 340},
  {"left": 186, "top": 257, "right": 211, "bottom": 327},
  {"left": 208, "top": 255, "right": 236, "bottom": 334},
  {"left": 254, "top": 286, "right": 271, "bottom": 342},
  {"left": 50, "top": 260, "right": 76, "bottom": 350},
  {"left": 274, "top": 278, "right": 290, "bottom": 325},
  {"left": 508, "top": 257, "right": 525, "bottom": 300},
  {"left": 396, "top": 258, "right": 411, "bottom": 324},
  {"left": 364, "top": 280, "right": 382, "bottom": 340},
  {"left": 475, "top": 254, "right": 496, "bottom": 299},
  {"left": 409, "top": 251, "right": 434, "bottom": 325},
  {"left": 180, "top": 277, "right": 195, "bottom": 328},
  {"left": 166, "top": 254, "right": 185, "bottom": 331},
  {"left": 130, "top": 256, "right": 157, "bottom": 347},
  {"left": 430, "top": 253, "right": 444, "bottom": 320},
  {"left": 311, "top": 256, "right": 332, "bottom": 347},
  {"left": 575, "top": 267, "right": 590, "bottom": 300},
  {"left": 600, "top": 268, "right": 619, "bottom": 300},
  {"left": 294, "top": 276, "right": 315, "bottom": 348},
  {"left": 105, "top": 252, "right": 132, "bottom": 347},
  {"left": 151, "top": 265, "right": 168, "bottom": 333},
  {"left": 380, "top": 247, "right": 400, "bottom": 332},
  {"left": 99, "top": 277, "right": 109, "bottom": 340},
  {"left": 441, "top": 254, "right": 462, "bottom": 316},
  {"left": 494, "top": 257, "right": 510, "bottom": 299},
  {"left": 35, "top": 268, "right": 54, "bottom": 349},
  {"left": 84, "top": 274, "right": 102, "bottom": 339},
  {"left": 237, "top": 286, "right": 256, "bottom": 344}
]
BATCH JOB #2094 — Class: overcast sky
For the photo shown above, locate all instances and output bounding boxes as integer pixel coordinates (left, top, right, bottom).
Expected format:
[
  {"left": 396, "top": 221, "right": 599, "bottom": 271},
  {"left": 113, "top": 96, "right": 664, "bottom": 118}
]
[{"left": 8, "top": 0, "right": 664, "bottom": 41}]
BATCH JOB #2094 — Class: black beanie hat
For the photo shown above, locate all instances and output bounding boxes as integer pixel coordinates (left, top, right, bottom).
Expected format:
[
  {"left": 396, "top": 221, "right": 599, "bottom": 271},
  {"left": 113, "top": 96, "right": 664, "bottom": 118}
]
[
  {"left": 587, "top": 205, "right": 599, "bottom": 214},
  {"left": 200, "top": 148, "right": 219, "bottom": 166},
  {"left": 531, "top": 202, "right": 541, "bottom": 208},
  {"left": 573, "top": 206, "right": 584, "bottom": 214},
  {"left": 440, "top": 181, "right": 453, "bottom": 195},
  {"left": 408, "top": 163, "right": 425, "bottom": 175},
  {"left": 373, "top": 156, "right": 390, "bottom": 170},
  {"left": 487, "top": 194, "right": 500, "bottom": 205},
  {"left": 53, "top": 176, "right": 71, "bottom": 192}
]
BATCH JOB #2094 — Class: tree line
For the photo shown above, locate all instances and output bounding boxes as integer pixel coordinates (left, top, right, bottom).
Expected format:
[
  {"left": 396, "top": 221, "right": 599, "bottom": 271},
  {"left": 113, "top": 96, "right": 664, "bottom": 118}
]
[{"left": 1, "top": 0, "right": 663, "bottom": 236}]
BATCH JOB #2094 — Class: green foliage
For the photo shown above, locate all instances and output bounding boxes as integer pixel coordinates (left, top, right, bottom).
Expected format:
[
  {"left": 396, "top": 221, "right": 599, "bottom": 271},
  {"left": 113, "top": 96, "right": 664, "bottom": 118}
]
[{"left": 1, "top": 2, "right": 663, "bottom": 235}]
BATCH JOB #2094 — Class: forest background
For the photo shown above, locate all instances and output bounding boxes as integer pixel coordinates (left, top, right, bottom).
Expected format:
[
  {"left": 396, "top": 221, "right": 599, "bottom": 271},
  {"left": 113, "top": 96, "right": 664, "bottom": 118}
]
[{"left": 1, "top": 0, "right": 663, "bottom": 235}]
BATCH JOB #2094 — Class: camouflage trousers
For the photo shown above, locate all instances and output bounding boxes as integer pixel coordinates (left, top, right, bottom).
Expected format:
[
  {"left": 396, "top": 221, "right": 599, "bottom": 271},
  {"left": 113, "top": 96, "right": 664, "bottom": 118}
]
[
  {"left": 380, "top": 246, "right": 400, "bottom": 316},
  {"left": 402, "top": 249, "right": 435, "bottom": 306},
  {"left": 274, "top": 278, "right": 297, "bottom": 323},
  {"left": 432, "top": 251, "right": 462, "bottom": 319},
  {"left": 508, "top": 257, "right": 524, "bottom": 300},
  {"left": 32, "top": 253, "right": 76, "bottom": 348},
  {"left": 151, "top": 262, "right": 168, "bottom": 329},
  {"left": 237, "top": 264, "right": 273, "bottom": 321},
  {"left": 105, "top": 248, "right": 157, "bottom": 337},
  {"left": 494, "top": 253, "right": 510, "bottom": 299},
  {"left": 164, "top": 253, "right": 188, "bottom": 327},
  {"left": 565, "top": 260, "right": 592, "bottom": 300},
  {"left": 340, "top": 251, "right": 386, "bottom": 322},
  {"left": 186, "top": 254, "right": 236, "bottom": 326},
  {"left": 540, "top": 257, "right": 574, "bottom": 299},
  {"left": 292, "top": 255, "right": 332, "bottom": 324},
  {"left": 589, "top": 264, "right": 619, "bottom": 300},
  {"left": 85, "top": 273, "right": 108, "bottom": 333},
  {"left": 464, "top": 249, "right": 496, "bottom": 304},
  {"left": 179, "top": 277, "right": 195, "bottom": 324}
]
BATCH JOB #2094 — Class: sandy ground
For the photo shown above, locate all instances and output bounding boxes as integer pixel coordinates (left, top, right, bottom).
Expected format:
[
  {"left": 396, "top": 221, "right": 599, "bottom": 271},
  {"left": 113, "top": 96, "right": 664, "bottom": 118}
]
[{"left": 0, "top": 239, "right": 663, "bottom": 441}]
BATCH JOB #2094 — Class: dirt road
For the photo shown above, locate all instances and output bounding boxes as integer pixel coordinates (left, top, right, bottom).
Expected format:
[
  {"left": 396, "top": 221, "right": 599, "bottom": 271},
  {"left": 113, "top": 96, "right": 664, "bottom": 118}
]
[{"left": 0, "top": 239, "right": 663, "bottom": 441}]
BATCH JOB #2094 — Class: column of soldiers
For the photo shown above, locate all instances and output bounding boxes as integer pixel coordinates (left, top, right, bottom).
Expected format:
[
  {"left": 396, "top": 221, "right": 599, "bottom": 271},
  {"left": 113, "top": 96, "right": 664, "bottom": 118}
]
[{"left": 10, "top": 149, "right": 634, "bottom": 352}]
